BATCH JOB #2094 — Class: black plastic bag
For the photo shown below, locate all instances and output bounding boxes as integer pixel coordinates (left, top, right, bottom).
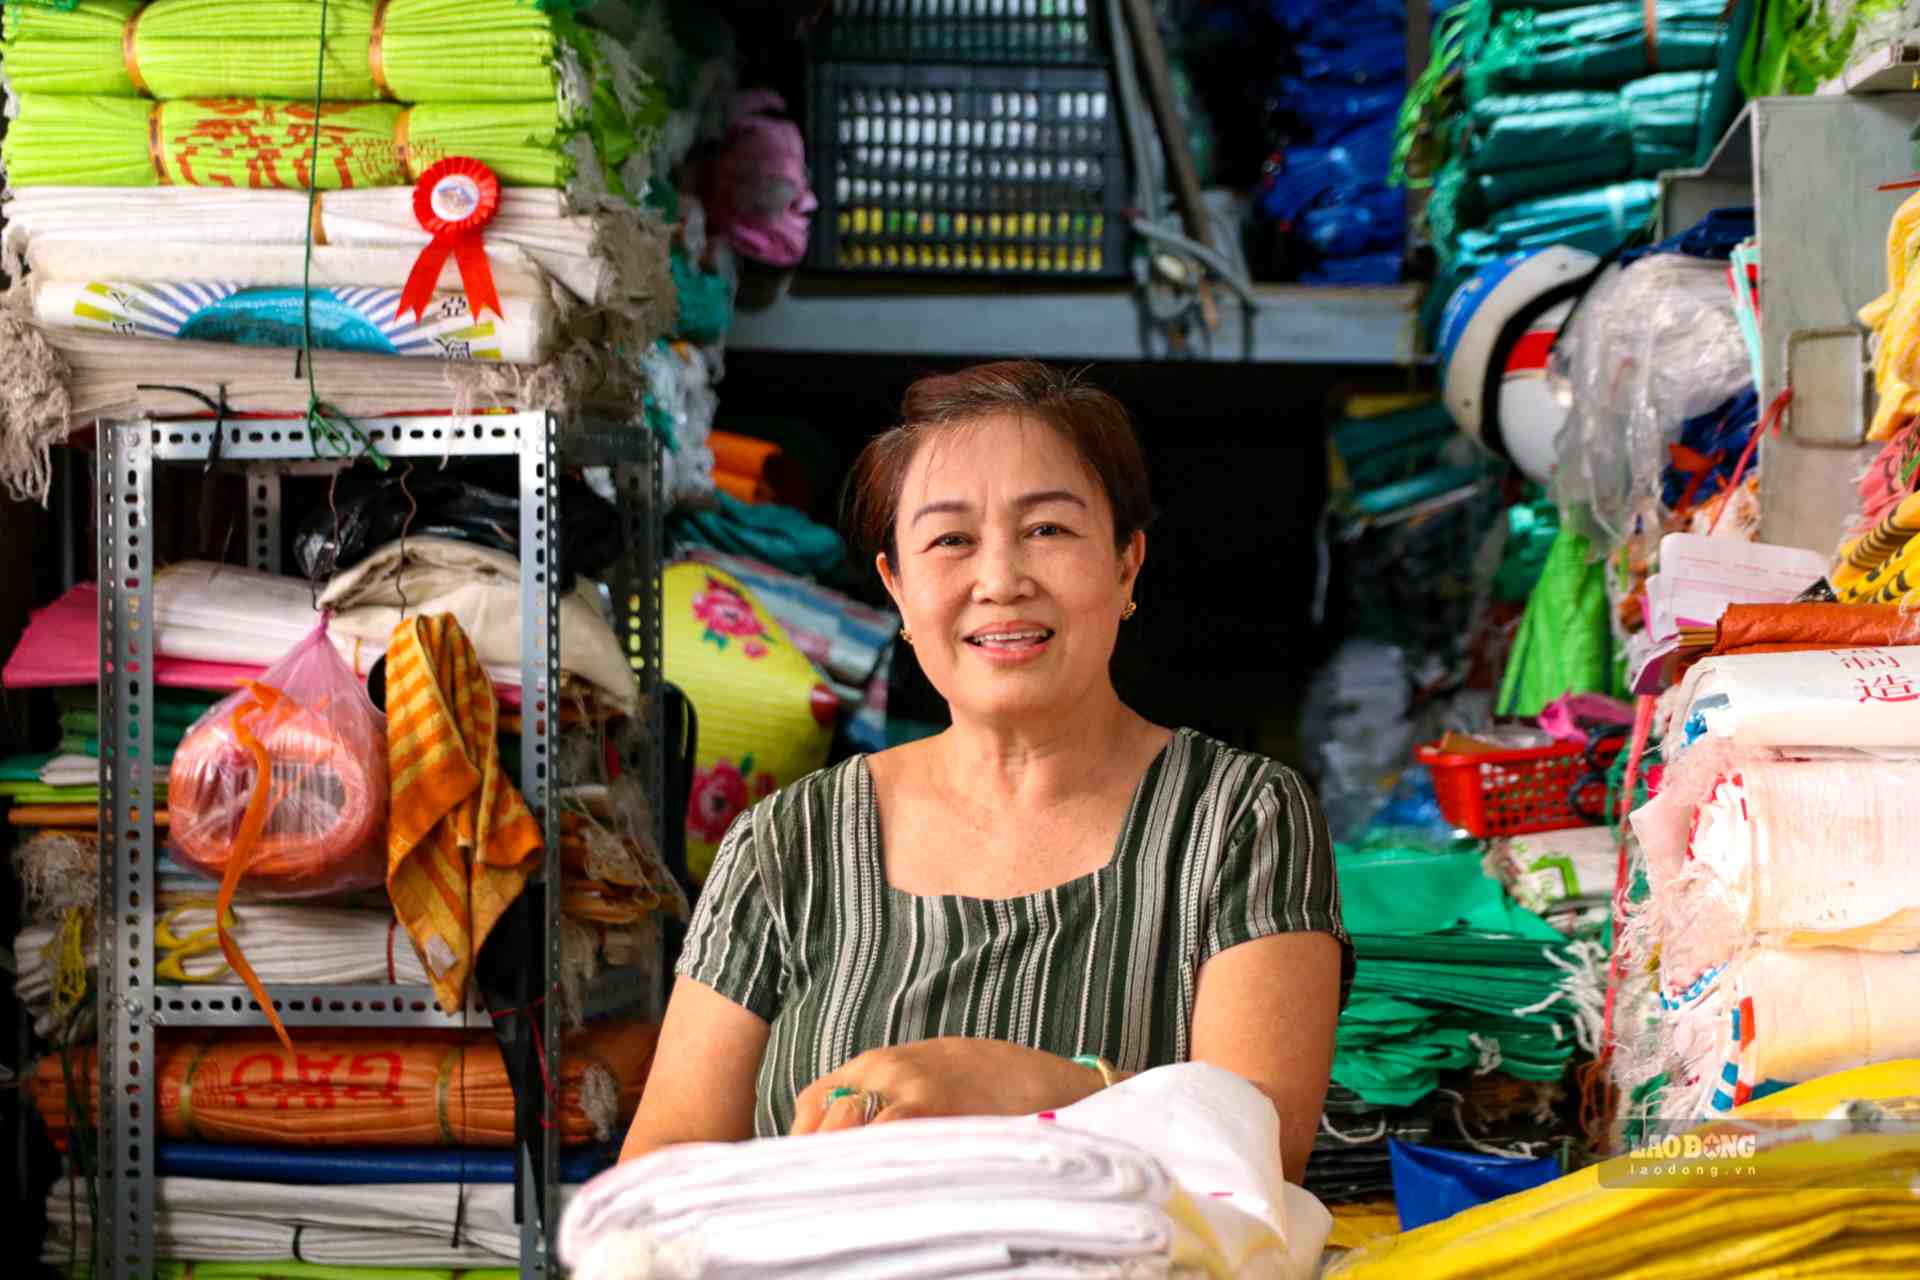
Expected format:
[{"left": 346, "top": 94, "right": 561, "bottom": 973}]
[{"left": 295, "top": 470, "right": 624, "bottom": 590}]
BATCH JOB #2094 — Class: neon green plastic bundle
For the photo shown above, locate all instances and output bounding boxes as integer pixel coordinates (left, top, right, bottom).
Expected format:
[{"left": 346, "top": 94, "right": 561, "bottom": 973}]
[
  {"left": 1498, "top": 522, "right": 1617, "bottom": 716},
  {"left": 1466, "top": 0, "right": 1737, "bottom": 101},
  {"left": 1, "top": 93, "right": 580, "bottom": 188},
  {"left": 1334, "top": 835, "right": 1581, "bottom": 1107},
  {"left": 0, "top": 0, "right": 598, "bottom": 103},
  {"left": 1740, "top": 0, "right": 1907, "bottom": 97}
]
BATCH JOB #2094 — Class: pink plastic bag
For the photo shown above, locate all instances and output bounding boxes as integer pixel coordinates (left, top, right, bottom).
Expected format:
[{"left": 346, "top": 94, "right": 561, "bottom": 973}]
[
  {"left": 704, "top": 89, "right": 817, "bottom": 268},
  {"left": 168, "top": 616, "right": 387, "bottom": 900}
]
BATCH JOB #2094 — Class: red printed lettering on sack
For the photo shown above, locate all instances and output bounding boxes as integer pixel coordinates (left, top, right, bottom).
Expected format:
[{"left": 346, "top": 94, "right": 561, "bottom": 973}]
[
  {"left": 1837, "top": 649, "right": 1902, "bottom": 671},
  {"left": 1856, "top": 672, "right": 1920, "bottom": 702}
]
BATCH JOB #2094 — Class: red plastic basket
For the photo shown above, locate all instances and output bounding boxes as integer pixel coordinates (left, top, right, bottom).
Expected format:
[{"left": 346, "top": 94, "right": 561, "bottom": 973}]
[{"left": 1414, "top": 740, "right": 1589, "bottom": 837}]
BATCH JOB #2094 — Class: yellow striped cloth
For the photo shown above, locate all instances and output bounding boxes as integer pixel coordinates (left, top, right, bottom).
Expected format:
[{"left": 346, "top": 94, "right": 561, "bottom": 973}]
[{"left": 386, "top": 614, "right": 542, "bottom": 1015}]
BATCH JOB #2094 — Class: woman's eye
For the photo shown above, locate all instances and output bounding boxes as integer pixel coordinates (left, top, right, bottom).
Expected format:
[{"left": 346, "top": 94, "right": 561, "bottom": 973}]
[
  {"left": 1029, "top": 523, "right": 1066, "bottom": 537},
  {"left": 932, "top": 533, "right": 970, "bottom": 548}
]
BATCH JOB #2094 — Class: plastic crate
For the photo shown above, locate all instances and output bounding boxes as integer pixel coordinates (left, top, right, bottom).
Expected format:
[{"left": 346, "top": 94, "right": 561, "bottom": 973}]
[
  {"left": 808, "top": 61, "right": 1131, "bottom": 279},
  {"left": 1413, "top": 740, "right": 1589, "bottom": 838},
  {"left": 818, "top": 0, "right": 1107, "bottom": 66}
]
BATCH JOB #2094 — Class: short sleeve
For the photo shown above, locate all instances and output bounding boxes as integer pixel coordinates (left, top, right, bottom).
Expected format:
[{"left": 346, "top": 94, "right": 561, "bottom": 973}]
[
  {"left": 673, "top": 808, "right": 785, "bottom": 1022},
  {"left": 1199, "top": 765, "right": 1355, "bottom": 1007}
]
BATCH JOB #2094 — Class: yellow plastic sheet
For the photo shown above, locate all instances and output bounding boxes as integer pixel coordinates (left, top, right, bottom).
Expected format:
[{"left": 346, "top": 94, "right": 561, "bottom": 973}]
[{"left": 1326, "top": 1061, "right": 1920, "bottom": 1280}]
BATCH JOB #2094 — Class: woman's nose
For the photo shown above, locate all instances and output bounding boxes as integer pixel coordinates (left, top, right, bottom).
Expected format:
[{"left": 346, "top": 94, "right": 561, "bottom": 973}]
[{"left": 972, "top": 536, "right": 1033, "bottom": 601}]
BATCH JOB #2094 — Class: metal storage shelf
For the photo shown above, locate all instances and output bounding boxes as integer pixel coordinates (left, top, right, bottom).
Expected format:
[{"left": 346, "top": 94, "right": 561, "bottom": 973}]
[
  {"left": 1821, "top": 33, "right": 1920, "bottom": 94},
  {"left": 1660, "top": 95, "right": 1920, "bottom": 554},
  {"left": 89, "top": 411, "right": 663, "bottom": 1280},
  {"left": 729, "top": 274, "right": 1426, "bottom": 364}
]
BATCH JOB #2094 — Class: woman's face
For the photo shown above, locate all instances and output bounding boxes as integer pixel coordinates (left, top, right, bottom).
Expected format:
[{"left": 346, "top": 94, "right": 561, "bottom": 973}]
[{"left": 878, "top": 413, "right": 1144, "bottom": 727}]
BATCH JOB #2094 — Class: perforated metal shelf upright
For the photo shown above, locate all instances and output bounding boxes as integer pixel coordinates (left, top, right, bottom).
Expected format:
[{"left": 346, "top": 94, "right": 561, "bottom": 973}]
[{"left": 92, "top": 411, "right": 664, "bottom": 1280}]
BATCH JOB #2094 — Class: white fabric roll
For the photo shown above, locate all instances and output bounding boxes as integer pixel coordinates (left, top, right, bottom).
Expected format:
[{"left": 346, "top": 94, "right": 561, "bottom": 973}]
[
  {"left": 1670, "top": 645, "right": 1920, "bottom": 755},
  {"left": 44, "top": 1178, "right": 563, "bottom": 1267},
  {"left": 3, "top": 186, "right": 647, "bottom": 307},
  {"left": 153, "top": 548, "right": 637, "bottom": 714},
  {"left": 561, "top": 1063, "right": 1327, "bottom": 1280},
  {"left": 31, "top": 269, "right": 558, "bottom": 366},
  {"left": 1662, "top": 947, "right": 1920, "bottom": 1118}
]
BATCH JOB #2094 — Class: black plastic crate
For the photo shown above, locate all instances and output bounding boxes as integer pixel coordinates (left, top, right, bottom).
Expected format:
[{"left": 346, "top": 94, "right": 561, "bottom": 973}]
[
  {"left": 818, "top": 0, "right": 1106, "bottom": 66},
  {"left": 809, "top": 61, "right": 1131, "bottom": 279}
]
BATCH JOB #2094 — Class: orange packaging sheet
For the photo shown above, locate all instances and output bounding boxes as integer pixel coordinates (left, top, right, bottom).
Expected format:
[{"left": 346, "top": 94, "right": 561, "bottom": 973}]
[
  {"left": 33, "top": 1020, "right": 658, "bottom": 1148},
  {"left": 1713, "top": 603, "right": 1920, "bottom": 655}
]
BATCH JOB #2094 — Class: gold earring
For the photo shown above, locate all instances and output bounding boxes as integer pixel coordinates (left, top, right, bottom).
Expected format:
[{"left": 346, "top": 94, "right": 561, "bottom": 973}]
[
  {"left": 900, "top": 627, "right": 913, "bottom": 644},
  {"left": 1121, "top": 601, "right": 1137, "bottom": 621}
]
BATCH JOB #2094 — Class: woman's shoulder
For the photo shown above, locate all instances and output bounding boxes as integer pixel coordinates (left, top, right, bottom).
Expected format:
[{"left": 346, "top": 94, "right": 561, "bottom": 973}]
[
  {"left": 732, "top": 754, "right": 872, "bottom": 847},
  {"left": 1159, "top": 727, "right": 1311, "bottom": 807}
]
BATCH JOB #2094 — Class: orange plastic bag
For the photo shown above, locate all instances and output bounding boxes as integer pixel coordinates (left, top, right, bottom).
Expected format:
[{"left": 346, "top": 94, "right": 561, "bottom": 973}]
[{"left": 168, "top": 616, "right": 387, "bottom": 1047}]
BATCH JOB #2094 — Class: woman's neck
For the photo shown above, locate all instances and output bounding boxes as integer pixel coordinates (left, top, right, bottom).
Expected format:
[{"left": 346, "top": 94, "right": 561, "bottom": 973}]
[{"left": 929, "top": 694, "right": 1154, "bottom": 813}]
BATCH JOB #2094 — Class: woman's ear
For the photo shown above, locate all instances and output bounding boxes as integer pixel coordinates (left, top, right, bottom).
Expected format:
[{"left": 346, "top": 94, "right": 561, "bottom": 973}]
[
  {"left": 1119, "top": 531, "right": 1146, "bottom": 589},
  {"left": 877, "top": 549, "right": 904, "bottom": 613}
]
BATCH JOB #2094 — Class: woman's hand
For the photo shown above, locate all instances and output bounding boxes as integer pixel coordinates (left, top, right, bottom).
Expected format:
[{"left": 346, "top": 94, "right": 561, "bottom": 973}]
[{"left": 788, "top": 1037, "right": 1108, "bottom": 1135}]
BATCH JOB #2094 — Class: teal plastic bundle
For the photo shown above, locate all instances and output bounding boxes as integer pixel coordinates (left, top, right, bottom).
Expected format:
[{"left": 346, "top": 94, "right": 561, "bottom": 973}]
[
  {"left": 1331, "top": 401, "right": 1460, "bottom": 493},
  {"left": 1455, "top": 178, "right": 1659, "bottom": 262},
  {"left": 1466, "top": 0, "right": 1735, "bottom": 101},
  {"left": 1464, "top": 70, "right": 1716, "bottom": 210},
  {"left": 1334, "top": 834, "right": 1580, "bottom": 1108}
]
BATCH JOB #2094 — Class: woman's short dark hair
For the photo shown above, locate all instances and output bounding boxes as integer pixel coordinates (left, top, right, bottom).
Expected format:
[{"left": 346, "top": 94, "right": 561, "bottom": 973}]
[{"left": 844, "top": 360, "right": 1153, "bottom": 570}]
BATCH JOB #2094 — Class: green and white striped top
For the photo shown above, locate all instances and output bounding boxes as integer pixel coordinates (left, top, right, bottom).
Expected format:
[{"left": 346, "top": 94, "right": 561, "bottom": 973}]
[{"left": 675, "top": 727, "right": 1354, "bottom": 1138}]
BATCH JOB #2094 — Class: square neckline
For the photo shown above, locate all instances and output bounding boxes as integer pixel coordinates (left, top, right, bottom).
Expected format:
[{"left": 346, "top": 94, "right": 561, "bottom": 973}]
[{"left": 855, "top": 727, "right": 1187, "bottom": 906}]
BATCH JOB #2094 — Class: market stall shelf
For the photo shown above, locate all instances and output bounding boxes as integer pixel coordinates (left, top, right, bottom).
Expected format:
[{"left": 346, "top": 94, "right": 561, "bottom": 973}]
[{"left": 91, "top": 412, "right": 662, "bottom": 1280}]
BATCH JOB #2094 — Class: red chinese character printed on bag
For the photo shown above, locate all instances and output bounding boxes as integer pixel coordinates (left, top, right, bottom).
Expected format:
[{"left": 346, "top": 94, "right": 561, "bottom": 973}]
[
  {"left": 1837, "top": 649, "right": 1902, "bottom": 672},
  {"left": 1856, "top": 671, "right": 1920, "bottom": 702}
]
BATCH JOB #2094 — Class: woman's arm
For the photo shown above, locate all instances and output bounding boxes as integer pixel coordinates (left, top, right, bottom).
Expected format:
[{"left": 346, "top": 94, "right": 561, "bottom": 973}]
[
  {"left": 618, "top": 975, "right": 772, "bottom": 1161},
  {"left": 1189, "top": 931, "right": 1343, "bottom": 1184}
]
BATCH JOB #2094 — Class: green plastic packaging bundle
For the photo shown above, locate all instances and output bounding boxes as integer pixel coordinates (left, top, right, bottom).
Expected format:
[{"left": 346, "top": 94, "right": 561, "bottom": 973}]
[
  {"left": 0, "top": 0, "right": 588, "bottom": 102},
  {"left": 1334, "top": 835, "right": 1579, "bottom": 1108},
  {"left": 1463, "top": 71, "right": 1717, "bottom": 210},
  {"left": 1456, "top": 178, "right": 1659, "bottom": 261},
  {"left": 1466, "top": 0, "right": 1736, "bottom": 101},
  {"left": 1493, "top": 496, "right": 1560, "bottom": 604},
  {"left": 1331, "top": 400, "right": 1459, "bottom": 494},
  {"left": 1, "top": 93, "right": 580, "bottom": 188},
  {"left": 1498, "top": 521, "right": 1614, "bottom": 716}
]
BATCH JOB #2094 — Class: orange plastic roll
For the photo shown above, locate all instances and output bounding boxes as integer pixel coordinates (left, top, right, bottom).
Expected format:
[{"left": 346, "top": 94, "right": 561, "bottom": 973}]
[
  {"left": 33, "top": 1021, "right": 658, "bottom": 1149},
  {"left": 1711, "top": 603, "right": 1920, "bottom": 656}
]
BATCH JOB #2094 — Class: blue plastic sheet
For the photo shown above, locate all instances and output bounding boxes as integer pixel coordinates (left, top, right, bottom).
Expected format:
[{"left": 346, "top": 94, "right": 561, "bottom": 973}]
[
  {"left": 156, "top": 1143, "right": 613, "bottom": 1185},
  {"left": 1388, "top": 1139, "right": 1563, "bottom": 1229},
  {"left": 1620, "top": 206, "right": 1755, "bottom": 266},
  {"left": 1660, "top": 386, "right": 1758, "bottom": 509}
]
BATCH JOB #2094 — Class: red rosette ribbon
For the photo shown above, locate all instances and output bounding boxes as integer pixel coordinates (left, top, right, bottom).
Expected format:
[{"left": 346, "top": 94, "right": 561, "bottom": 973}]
[{"left": 396, "top": 157, "right": 504, "bottom": 325}]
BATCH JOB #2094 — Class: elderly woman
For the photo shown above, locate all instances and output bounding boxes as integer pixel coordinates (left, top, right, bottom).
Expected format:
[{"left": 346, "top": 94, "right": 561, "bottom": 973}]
[{"left": 622, "top": 361, "right": 1351, "bottom": 1181}]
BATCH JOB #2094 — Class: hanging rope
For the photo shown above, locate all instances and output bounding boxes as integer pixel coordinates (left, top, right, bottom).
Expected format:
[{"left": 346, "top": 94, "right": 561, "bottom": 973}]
[{"left": 300, "top": 0, "right": 388, "bottom": 471}]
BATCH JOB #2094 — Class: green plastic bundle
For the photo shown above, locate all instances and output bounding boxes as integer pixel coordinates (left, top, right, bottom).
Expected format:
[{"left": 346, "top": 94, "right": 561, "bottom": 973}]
[
  {"left": 1497, "top": 521, "right": 1615, "bottom": 716},
  {"left": 0, "top": 0, "right": 593, "bottom": 102},
  {"left": 1456, "top": 178, "right": 1659, "bottom": 262},
  {"left": 1739, "top": 0, "right": 1906, "bottom": 97},
  {"left": 1334, "top": 836, "right": 1580, "bottom": 1108},
  {"left": 1466, "top": 0, "right": 1736, "bottom": 101},
  {"left": 1, "top": 93, "right": 581, "bottom": 188},
  {"left": 1464, "top": 71, "right": 1717, "bottom": 210}
]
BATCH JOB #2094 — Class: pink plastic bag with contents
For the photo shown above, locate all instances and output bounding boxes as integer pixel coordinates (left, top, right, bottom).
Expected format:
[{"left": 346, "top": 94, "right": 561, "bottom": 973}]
[{"left": 168, "top": 616, "right": 387, "bottom": 1048}]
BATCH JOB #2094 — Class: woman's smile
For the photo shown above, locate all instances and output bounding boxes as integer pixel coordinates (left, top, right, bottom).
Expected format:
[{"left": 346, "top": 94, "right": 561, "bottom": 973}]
[{"left": 962, "top": 621, "right": 1056, "bottom": 662}]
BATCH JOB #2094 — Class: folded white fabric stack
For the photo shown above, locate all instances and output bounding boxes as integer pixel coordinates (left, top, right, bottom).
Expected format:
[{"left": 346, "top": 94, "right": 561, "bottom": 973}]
[
  {"left": 560, "top": 1064, "right": 1331, "bottom": 1280},
  {"left": 155, "top": 542, "right": 638, "bottom": 714},
  {"left": 44, "top": 1178, "right": 554, "bottom": 1268},
  {"left": 1622, "top": 644, "right": 1920, "bottom": 1118}
]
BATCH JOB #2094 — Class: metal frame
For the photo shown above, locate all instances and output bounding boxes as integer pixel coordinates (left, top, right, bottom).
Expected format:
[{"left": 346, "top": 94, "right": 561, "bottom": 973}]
[{"left": 91, "top": 413, "right": 662, "bottom": 1280}]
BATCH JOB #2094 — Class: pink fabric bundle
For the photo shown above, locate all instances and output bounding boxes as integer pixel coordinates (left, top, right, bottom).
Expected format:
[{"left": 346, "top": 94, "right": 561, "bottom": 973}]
[
  {"left": 3, "top": 582, "right": 263, "bottom": 691},
  {"left": 704, "top": 90, "right": 817, "bottom": 268}
]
